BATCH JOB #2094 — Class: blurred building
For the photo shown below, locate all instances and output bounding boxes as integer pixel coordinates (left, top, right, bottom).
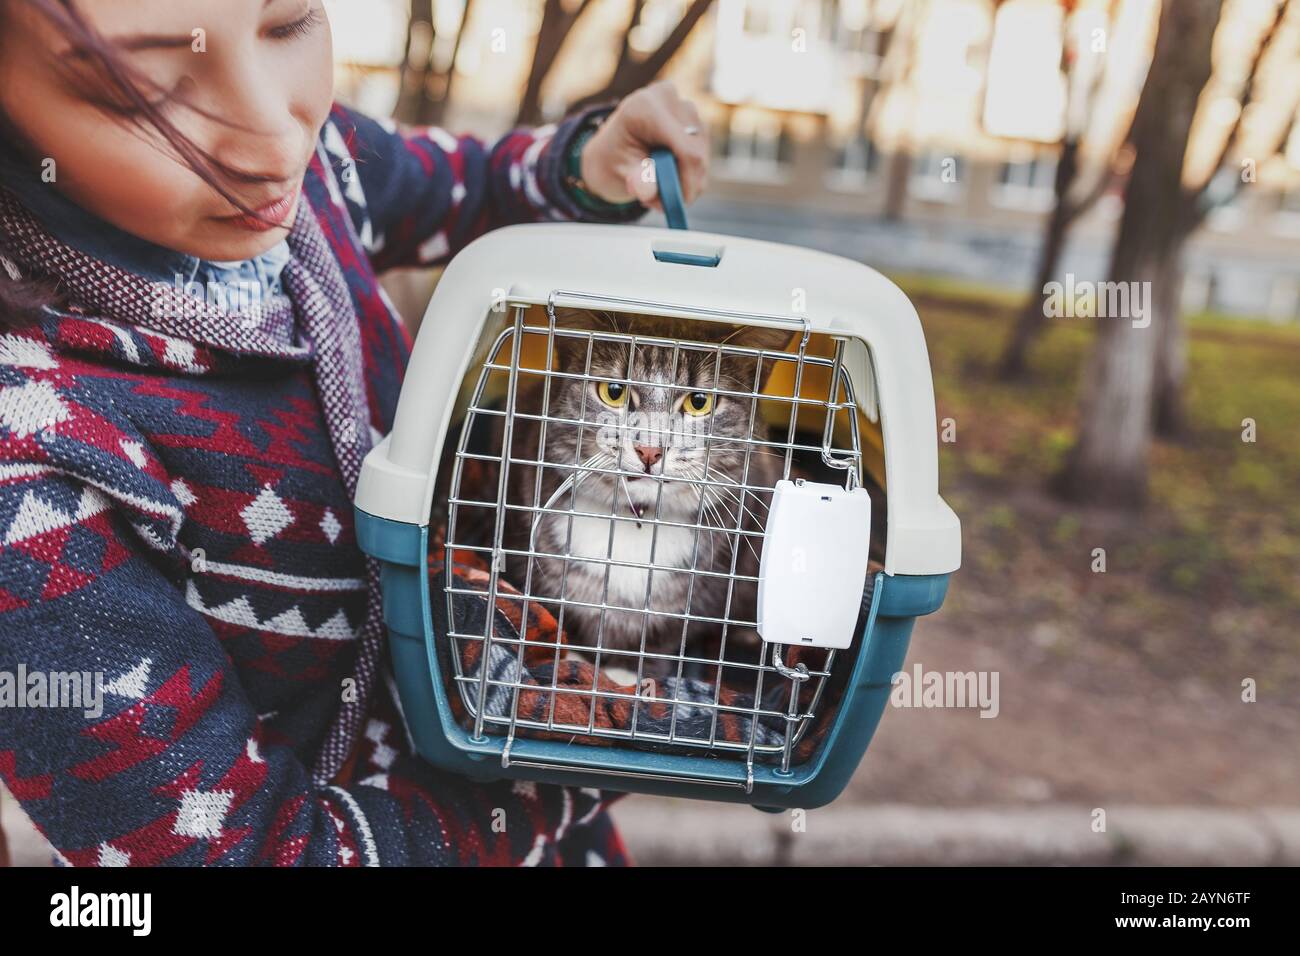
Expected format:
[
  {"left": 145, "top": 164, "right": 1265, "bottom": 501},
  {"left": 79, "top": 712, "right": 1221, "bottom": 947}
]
[{"left": 326, "top": 0, "right": 1300, "bottom": 321}]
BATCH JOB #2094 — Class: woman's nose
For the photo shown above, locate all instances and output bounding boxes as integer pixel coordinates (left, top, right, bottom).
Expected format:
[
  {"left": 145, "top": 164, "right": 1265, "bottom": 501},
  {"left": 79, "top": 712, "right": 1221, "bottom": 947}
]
[
  {"left": 203, "top": 60, "right": 309, "bottom": 185},
  {"left": 215, "top": 136, "right": 304, "bottom": 188}
]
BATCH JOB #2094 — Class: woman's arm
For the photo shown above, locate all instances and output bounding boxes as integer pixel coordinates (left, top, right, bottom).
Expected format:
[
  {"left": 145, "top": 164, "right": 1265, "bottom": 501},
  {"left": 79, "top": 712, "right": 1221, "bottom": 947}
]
[
  {"left": 325, "top": 83, "right": 708, "bottom": 274},
  {"left": 0, "top": 466, "right": 616, "bottom": 866}
]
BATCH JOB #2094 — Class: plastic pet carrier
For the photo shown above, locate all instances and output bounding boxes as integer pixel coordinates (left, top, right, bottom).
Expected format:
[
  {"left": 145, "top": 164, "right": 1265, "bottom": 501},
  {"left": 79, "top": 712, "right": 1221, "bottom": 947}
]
[{"left": 354, "top": 152, "right": 960, "bottom": 809}]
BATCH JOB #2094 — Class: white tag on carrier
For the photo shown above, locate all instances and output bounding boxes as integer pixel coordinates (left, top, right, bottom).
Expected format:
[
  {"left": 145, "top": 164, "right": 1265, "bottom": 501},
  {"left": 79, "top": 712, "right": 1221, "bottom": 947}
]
[{"left": 756, "top": 478, "right": 872, "bottom": 650}]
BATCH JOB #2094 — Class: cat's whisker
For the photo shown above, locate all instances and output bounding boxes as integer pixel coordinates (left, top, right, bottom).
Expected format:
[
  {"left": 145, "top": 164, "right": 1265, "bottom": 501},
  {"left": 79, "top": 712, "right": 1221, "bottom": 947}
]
[
  {"left": 702, "top": 507, "right": 739, "bottom": 558},
  {"left": 546, "top": 451, "right": 611, "bottom": 519},
  {"left": 691, "top": 481, "right": 763, "bottom": 567},
  {"left": 681, "top": 470, "right": 719, "bottom": 566},
  {"left": 705, "top": 483, "right": 771, "bottom": 516},
  {"left": 709, "top": 502, "right": 763, "bottom": 566},
  {"left": 702, "top": 463, "right": 769, "bottom": 515},
  {"left": 737, "top": 448, "right": 798, "bottom": 460},
  {"left": 618, "top": 474, "right": 641, "bottom": 521},
  {"left": 568, "top": 452, "right": 611, "bottom": 497},
  {"left": 702, "top": 463, "right": 773, "bottom": 497},
  {"left": 701, "top": 483, "right": 766, "bottom": 558},
  {"left": 703, "top": 493, "right": 739, "bottom": 529},
  {"left": 675, "top": 483, "right": 723, "bottom": 572},
  {"left": 694, "top": 446, "right": 790, "bottom": 464},
  {"left": 707, "top": 485, "right": 773, "bottom": 522},
  {"left": 527, "top": 451, "right": 617, "bottom": 559}
]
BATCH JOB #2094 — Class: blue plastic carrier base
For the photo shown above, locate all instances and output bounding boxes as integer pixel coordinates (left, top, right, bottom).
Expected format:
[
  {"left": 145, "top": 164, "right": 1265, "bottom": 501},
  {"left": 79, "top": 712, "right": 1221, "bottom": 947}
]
[{"left": 356, "top": 508, "right": 949, "bottom": 809}]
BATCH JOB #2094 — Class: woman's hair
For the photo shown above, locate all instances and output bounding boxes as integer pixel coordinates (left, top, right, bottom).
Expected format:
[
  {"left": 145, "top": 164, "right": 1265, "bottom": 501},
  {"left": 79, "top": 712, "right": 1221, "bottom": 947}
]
[{"left": 0, "top": 0, "right": 277, "bottom": 325}]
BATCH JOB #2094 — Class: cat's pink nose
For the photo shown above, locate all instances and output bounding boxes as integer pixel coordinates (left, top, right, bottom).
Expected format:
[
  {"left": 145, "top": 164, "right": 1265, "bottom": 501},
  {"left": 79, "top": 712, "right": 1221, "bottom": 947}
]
[{"left": 634, "top": 444, "right": 662, "bottom": 469}]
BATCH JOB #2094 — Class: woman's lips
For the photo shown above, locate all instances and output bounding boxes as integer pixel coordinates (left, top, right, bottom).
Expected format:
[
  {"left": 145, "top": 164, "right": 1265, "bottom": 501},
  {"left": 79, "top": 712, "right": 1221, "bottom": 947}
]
[{"left": 219, "top": 191, "right": 298, "bottom": 232}]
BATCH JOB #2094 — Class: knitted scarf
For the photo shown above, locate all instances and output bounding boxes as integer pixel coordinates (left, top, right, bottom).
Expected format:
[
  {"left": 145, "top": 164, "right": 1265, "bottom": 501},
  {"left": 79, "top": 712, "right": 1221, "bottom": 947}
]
[{"left": 0, "top": 186, "right": 382, "bottom": 787}]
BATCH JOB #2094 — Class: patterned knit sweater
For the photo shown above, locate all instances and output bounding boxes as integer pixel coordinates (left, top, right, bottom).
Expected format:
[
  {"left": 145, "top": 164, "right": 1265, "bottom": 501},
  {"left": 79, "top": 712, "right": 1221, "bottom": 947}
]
[{"left": 0, "top": 103, "right": 643, "bottom": 866}]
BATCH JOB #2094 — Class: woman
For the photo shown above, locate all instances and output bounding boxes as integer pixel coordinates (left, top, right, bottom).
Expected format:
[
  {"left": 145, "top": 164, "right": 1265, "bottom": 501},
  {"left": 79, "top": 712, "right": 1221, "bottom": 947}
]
[{"left": 0, "top": 0, "right": 708, "bottom": 865}]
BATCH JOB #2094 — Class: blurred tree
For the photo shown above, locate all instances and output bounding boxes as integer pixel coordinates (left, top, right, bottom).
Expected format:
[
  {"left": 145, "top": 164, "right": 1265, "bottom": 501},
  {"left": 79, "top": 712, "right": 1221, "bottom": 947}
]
[
  {"left": 1057, "top": 0, "right": 1289, "bottom": 506},
  {"left": 434, "top": 0, "right": 477, "bottom": 125},
  {"left": 881, "top": 0, "right": 925, "bottom": 221},
  {"left": 882, "top": 149, "right": 911, "bottom": 220},
  {"left": 394, "top": 0, "right": 478, "bottom": 127},
  {"left": 995, "top": 0, "right": 1126, "bottom": 380},
  {"left": 569, "top": 0, "right": 716, "bottom": 109},
  {"left": 1151, "top": 0, "right": 1291, "bottom": 437},
  {"left": 517, "top": 0, "right": 598, "bottom": 125},
  {"left": 394, "top": 0, "right": 438, "bottom": 125},
  {"left": 852, "top": 5, "right": 903, "bottom": 182},
  {"left": 1056, "top": 0, "right": 1223, "bottom": 508}
]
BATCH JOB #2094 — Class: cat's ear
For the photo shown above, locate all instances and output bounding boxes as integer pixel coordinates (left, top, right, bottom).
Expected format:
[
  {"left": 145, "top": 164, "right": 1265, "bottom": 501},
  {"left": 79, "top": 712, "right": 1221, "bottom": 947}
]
[
  {"left": 723, "top": 323, "right": 795, "bottom": 354},
  {"left": 547, "top": 308, "right": 623, "bottom": 367},
  {"left": 723, "top": 324, "right": 795, "bottom": 388}
]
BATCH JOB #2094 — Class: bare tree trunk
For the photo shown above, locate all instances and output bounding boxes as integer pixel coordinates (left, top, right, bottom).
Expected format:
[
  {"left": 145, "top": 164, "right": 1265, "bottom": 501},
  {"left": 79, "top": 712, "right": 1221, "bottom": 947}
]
[
  {"left": 1056, "top": 0, "right": 1222, "bottom": 508},
  {"left": 877, "top": 2, "right": 923, "bottom": 223},
  {"left": 1151, "top": 260, "right": 1188, "bottom": 437},
  {"left": 995, "top": 1, "right": 1123, "bottom": 379},
  {"left": 569, "top": 0, "right": 715, "bottom": 110},
  {"left": 1149, "top": 0, "right": 1290, "bottom": 437},
  {"left": 883, "top": 148, "right": 910, "bottom": 221},
  {"left": 852, "top": 21, "right": 896, "bottom": 175},
  {"left": 517, "top": 0, "right": 594, "bottom": 126},
  {"left": 1058, "top": 261, "right": 1166, "bottom": 508},
  {"left": 428, "top": 0, "right": 477, "bottom": 126},
  {"left": 998, "top": 140, "right": 1079, "bottom": 379},
  {"left": 394, "top": 0, "right": 438, "bottom": 126},
  {"left": 601, "top": 0, "right": 648, "bottom": 97}
]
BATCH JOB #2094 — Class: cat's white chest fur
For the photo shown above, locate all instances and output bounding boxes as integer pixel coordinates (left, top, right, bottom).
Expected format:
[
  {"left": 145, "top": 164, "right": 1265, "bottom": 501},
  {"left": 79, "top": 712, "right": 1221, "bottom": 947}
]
[{"left": 563, "top": 503, "right": 697, "bottom": 605}]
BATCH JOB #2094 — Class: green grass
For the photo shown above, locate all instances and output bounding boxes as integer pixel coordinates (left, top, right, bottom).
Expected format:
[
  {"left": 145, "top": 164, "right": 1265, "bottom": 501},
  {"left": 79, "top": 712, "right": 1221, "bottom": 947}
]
[{"left": 892, "top": 276, "right": 1300, "bottom": 687}]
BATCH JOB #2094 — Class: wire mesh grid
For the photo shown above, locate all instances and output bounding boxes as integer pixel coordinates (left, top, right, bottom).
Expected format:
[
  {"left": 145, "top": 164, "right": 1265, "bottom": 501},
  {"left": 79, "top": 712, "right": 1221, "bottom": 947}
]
[{"left": 439, "top": 294, "right": 867, "bottom": 775}]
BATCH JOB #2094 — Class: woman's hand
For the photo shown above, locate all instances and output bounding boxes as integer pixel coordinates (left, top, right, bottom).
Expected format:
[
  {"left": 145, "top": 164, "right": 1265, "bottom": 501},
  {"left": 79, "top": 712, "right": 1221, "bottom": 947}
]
[{"left": 578, "top": 81, "right": 710, "bottom": 211}]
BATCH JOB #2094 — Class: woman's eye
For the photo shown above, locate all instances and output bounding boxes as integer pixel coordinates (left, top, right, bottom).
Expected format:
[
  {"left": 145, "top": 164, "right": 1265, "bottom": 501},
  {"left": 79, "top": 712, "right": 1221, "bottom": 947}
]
[
  {"left": 598, "top": 381, "right": 628, "bottom": 407},
  {"left": 682, "top": 392, "right": 714, "bottom": 416},
  {"left": 269, "top": 5, "right": 323, "bottom": 41}
]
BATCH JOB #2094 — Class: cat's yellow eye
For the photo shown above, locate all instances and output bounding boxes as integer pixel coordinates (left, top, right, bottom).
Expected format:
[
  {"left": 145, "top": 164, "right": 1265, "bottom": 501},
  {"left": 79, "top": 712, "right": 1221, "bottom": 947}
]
[
  {"left": 598, "top": 381, "right": 629, "bottom": 408},
  {"left": 682, "top": 391, "right": 714, "bottom": 416}
]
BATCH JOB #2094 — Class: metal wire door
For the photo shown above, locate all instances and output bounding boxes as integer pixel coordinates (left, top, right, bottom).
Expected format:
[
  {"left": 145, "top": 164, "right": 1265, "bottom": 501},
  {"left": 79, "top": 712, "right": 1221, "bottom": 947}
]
[{"left": 440, "top": 291, "right": 867, "bottom": 777}]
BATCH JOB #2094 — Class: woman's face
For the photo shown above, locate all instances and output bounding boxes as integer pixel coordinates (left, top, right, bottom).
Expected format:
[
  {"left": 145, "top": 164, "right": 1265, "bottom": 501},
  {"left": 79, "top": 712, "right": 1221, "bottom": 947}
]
[{"left": 0, "top": 0, "right": 334, "bottom": 262}]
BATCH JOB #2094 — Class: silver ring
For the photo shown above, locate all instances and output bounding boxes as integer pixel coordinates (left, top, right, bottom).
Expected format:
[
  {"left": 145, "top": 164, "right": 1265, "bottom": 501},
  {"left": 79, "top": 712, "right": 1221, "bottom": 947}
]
[{"left": 683, "top": 125, "right": 700, "bottom": 136}]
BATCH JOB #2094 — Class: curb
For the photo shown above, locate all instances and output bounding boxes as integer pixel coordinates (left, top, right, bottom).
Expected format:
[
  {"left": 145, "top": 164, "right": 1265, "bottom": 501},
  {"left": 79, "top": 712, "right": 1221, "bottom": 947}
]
[
  {"left": 608, "top": 801, "right": 1300, "bottom": 866},
  {"left": 7, "top": 786, "right": 1297, "bottom": 866}
]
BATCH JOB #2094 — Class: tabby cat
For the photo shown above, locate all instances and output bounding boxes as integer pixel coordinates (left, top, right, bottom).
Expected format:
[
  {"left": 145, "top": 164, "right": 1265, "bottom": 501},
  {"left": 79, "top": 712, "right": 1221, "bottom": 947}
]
[{"left": 500, "top": 309, "right": 792, "bottom": 677}]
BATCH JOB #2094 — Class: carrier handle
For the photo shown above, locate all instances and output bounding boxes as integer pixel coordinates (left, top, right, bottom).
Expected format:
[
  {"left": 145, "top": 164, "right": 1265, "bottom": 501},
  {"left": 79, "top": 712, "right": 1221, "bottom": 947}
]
[{"left": 650, "top": 146, "right": 688, "bottom": 230}]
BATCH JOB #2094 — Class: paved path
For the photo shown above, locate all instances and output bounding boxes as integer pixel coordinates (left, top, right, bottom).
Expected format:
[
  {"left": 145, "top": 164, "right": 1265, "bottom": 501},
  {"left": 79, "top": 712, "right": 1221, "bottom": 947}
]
[{"left": 610, "top": 799, "right": 1300, "bottom": 866}]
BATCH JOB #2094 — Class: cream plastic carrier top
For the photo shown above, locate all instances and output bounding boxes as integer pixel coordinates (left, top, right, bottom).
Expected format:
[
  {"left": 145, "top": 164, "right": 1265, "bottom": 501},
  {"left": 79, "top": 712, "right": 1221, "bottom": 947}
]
[{"left": 356, "top": 222, "right": 960, "bottom": 577}]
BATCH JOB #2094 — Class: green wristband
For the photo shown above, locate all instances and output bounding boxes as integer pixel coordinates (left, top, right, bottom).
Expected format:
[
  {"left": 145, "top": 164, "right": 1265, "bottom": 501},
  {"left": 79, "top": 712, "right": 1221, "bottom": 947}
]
[{"left": 564, "top": 122, "right": 643, "bottom": 216}]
